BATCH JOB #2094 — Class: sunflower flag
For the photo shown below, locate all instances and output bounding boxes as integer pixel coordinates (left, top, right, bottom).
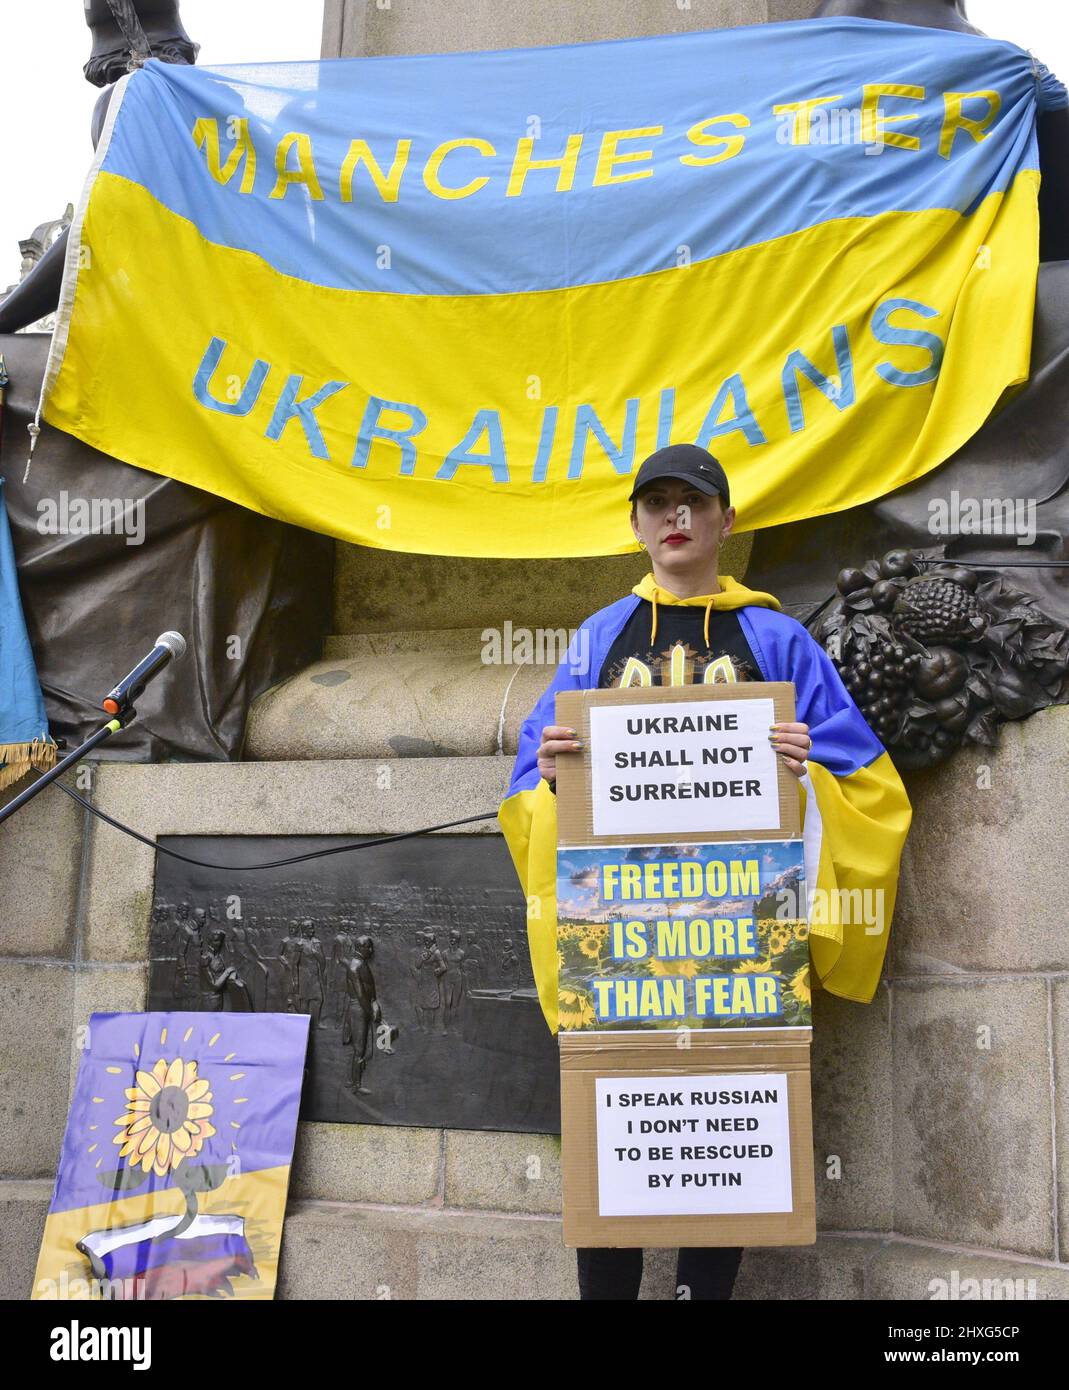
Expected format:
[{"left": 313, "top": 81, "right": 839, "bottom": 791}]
[
  {"left": 33, "top": 1011, "right": 308, "bottom": 1301},
  {"left": 39, "top": 19, "right": 1066, "bottom": 557}
]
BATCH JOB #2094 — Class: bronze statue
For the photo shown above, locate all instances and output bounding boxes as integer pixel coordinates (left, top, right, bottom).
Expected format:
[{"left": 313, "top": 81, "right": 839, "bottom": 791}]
[
  {"left": 83, "top": 0, "right": 198, "bottom": 87},
  {"left": 0, "top": 1, "right": 198, "bottom": 335},
  {"left": 500, "top": 938, "right": 521, "bottom": 992},
  {"left": 441, "top": 928, "right": 466, "bottom": 1030},
  {"left": 228, "top": 917, "right": 268, "bottom": 1011},
  {"left": 813, "top": 0, "right": 979, "bottom": 34},
  {"left": 146, "top": 841, "right": 562, "bottom": 1133},
  {"left": 171, "top": 903, "right": 202, "bottom": 1007}
]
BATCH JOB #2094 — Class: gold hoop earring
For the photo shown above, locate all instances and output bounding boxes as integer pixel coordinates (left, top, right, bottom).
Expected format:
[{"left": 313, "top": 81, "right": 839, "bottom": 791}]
[{"left": 638, "top": 540, "right": 646, "bottom": 549}]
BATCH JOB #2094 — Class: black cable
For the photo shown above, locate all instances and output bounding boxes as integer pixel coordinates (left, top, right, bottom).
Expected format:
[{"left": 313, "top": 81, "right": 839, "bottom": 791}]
[{"left": 51, "top": 778, "right": 500, "bottom": 870}]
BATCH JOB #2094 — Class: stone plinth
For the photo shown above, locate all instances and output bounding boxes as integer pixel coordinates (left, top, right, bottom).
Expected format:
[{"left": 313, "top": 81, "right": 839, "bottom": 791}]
[
  {"left": 324, "top": 1, "right": 818, "bottom": 61},
  {"left": 1, "top": 717, "right": 1066, "bottom": 1297},
  {"left": 332, "top": 537, "right": 753, "bottom": 637}
]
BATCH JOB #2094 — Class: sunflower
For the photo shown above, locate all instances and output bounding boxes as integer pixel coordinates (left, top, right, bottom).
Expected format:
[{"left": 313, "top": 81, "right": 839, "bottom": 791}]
[
  {"left": 557, "top": 949, "right": 565, "bottom": 971},
  {"left": 734, "top": 957, "right": 773, "bottom": 974},
  {"left": 113, "top": 1057, "right": 215, "bottom": 1177},
  {"left": 768, "top": 927, "right": 793, "bottom": 956},
  {"left": 793, "top": 922, "right": 810, "bottom": 942},
  {"left": 578, "top": 934, "right": 603, "bottom": 959},
  {"left": 558, "top": 988, "right": 597, "bottom": 1029},
  {"left": 647, "top": 957, "right": 699, "bottom": 979},
  {"left": 789, "top": 964, "right": 811, "bottom": 1005}
]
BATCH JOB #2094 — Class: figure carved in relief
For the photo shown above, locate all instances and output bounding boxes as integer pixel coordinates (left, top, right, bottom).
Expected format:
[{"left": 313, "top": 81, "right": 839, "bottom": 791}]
[{"left": 343, "top": 937, "right": 383, "bottom": 1095}]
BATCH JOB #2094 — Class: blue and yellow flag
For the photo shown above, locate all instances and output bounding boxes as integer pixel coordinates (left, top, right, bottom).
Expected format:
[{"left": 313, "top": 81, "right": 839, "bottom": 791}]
[
  {"left": 0, "top": 474, "right": 56, "bottom": 789},
  {"left": 42, "top": 19, "right": 1064, "bottom": 557},
  {"left": 33, "top": 1011, "right": 308, "bottom": 1300}
]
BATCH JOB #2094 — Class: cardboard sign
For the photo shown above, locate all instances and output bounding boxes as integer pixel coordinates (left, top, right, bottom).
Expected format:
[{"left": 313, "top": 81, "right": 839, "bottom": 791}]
[
  {"left": 556, "top": 840, "right": 812, "bottom": 1033},
  {"left": 554, "top": 683, "right": 816, "bottom": 1248},
  {"left": 588, "top": 698, "right": 780, "bottom": 836},
  {"left": 560, "top": 1028, "right": 815, "bottom": 1247},
  {"left": 556, "top": 683, "right": 799, "bottom": 846},
  {"left": 594, "top": 1072, "right": 793, "bottom": 1216}
]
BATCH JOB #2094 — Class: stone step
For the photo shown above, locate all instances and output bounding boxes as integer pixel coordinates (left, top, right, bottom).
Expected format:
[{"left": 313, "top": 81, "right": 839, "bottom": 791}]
[
  {"left": 244, "top": 638, "right": 552, "bottom": 761},
  {"left": 324, "top": 628, "right": 497, "bottom": 658},
  {"left": 8, "top": 1177, "right": 1066, "bottom": 1301},
  {"left": 330, "top": 537, "right": 753, "bottom": 635}
]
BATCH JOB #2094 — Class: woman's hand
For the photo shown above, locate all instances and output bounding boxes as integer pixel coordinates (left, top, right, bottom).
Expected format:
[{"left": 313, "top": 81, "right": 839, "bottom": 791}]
[
  {"left": 537, "top": 724, "right": 582, "bottom": 784},
  {"left": 770, "top": 722, "right": 811, "bottom": 778}
]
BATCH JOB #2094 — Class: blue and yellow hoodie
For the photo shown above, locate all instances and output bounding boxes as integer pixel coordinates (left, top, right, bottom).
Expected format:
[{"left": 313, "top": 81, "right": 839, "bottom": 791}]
[{"left": 498, "top": 572, "right": 912, "bottom": 1033}]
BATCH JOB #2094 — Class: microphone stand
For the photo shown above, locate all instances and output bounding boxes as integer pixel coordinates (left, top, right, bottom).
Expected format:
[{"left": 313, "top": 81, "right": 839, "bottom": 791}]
[{"left": 0, "top": 706, "right": 135, "bottom": 826}]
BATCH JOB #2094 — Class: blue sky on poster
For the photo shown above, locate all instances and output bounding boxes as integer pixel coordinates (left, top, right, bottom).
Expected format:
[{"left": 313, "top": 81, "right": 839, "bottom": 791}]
[
  {"left": 0, "top": 1, "right": 1064, "bottom": 291},
  {"left": 556, "top": 840, "right": 805, "bottom": 924}
]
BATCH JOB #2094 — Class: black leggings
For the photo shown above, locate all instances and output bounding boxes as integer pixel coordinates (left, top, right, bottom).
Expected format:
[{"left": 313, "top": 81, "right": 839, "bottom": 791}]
[{"left": 576, "top": 1246, "right": 743, "bottom": 1300}]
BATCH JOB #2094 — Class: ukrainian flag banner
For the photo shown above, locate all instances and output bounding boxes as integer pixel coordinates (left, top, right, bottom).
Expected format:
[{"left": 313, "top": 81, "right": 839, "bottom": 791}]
[
  {"left": 0, "top": 477, "right": 56, "bottom": 789},
  {"left": 42, "top": 19, "right": 1065, "bottom": 558}
]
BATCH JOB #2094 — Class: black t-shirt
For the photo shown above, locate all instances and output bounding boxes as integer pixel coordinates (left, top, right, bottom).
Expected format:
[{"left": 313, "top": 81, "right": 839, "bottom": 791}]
[{"left": 598, "top": 600, "right": 762, "bottom": 688}]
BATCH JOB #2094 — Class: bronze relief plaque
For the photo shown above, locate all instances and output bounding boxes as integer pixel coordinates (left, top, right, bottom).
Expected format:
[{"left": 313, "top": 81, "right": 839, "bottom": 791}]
[{"left": 148, "top": 834, "right": 560, "bottom": 1133}]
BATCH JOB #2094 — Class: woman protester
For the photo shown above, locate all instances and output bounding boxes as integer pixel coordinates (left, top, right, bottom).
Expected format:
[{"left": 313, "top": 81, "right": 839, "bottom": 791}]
[{"left": 499, "top": 443, "right": 912, "bottom": 1301}]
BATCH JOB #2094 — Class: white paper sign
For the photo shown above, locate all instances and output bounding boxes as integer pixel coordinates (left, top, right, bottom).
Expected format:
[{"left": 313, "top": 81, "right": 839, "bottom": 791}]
[
  {"left": 588, "top": 697, "right": 779, "bottom": 837},
  {"left": 595, "top": 1072, "right": 793, "bottom": 1216}
]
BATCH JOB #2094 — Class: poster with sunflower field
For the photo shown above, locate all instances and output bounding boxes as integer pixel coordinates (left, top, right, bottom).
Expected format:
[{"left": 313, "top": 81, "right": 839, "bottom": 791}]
[
  {"left": 32, "top": 1011, "right": 308, "bottom": 1300},
  {"left": 556, "top": 842, "right": 811, "bottom": 1032}
]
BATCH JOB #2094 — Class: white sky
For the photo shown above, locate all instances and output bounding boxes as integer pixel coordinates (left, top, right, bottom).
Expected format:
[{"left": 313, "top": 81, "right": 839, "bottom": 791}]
[
  {"left": 0, "top": 1, "right": 1066, "bottom": 289},
  {"left": 0, "top": 0, "right": 325, "bottom": 287}
]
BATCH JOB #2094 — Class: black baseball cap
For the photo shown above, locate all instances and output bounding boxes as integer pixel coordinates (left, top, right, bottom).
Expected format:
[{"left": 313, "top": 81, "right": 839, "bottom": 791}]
[{"left": 627, "top": 444, "right": 731, "bottom": 506}]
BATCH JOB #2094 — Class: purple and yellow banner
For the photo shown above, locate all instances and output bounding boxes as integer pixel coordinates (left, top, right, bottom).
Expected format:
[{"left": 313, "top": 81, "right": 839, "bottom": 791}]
[
  {"left": 41, "top": 19, "right": 1065, "bottom": 556},
  {"left": 33, "top": 1012, "right": 308, "bottom": 1301}
]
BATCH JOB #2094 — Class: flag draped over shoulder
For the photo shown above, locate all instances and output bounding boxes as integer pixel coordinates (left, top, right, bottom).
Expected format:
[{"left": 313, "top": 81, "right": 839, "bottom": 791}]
[
  {"left": 498, "top": 579, "right": 912, "bottom": 1034},
  {"left": 40, "top": 20, "right": 1065, "bottom": 558},
  {"left": 0, "top": 476, "right": 56, "bottom": 790}
]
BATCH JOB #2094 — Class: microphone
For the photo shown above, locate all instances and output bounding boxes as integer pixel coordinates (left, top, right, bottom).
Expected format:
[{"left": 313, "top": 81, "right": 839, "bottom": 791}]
[{"left": 102, "top": 631, "right": 187, "bottom": 714}]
